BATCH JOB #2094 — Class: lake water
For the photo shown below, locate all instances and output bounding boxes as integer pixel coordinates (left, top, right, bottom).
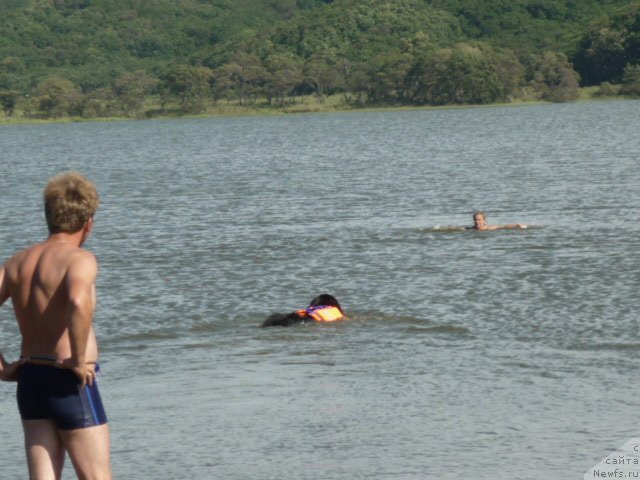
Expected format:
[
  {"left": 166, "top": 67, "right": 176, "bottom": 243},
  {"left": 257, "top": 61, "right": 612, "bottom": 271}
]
[{"left": 1, "top": 100, "right": 639, "bottom": 479}]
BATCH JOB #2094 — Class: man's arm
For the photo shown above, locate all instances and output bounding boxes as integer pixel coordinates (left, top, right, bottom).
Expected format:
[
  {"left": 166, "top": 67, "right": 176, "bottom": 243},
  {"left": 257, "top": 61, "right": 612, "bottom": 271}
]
[
  {"left": 495, "top": 223, "right": 527, "bottom": 230},
  {"left": 0, "top": 265, "right": 25, "bottom": 381},
  {"left": 64, "top": 252, "right": 98, "bottom": 388},
  {"left": 0, "top": 265, "right": 9, "bottom": 307}
]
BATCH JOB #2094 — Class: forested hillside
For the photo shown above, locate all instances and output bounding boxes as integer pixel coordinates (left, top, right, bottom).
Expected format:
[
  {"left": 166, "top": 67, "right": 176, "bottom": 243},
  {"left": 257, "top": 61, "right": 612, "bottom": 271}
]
[{"left": 1, "top": 0, "right": 639, "bottom": 119}]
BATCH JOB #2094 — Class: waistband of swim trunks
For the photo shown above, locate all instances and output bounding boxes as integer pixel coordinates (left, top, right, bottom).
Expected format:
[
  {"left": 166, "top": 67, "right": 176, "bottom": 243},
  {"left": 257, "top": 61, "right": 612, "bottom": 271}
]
[{"left": 20, "top": 355, "right": 98, "bottom": 368}]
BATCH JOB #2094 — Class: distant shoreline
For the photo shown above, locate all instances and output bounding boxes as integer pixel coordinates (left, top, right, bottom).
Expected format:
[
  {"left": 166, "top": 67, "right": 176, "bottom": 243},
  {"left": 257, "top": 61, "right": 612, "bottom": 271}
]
[{"left": 0, "top": 89, "right": 630, "bottom": 127}]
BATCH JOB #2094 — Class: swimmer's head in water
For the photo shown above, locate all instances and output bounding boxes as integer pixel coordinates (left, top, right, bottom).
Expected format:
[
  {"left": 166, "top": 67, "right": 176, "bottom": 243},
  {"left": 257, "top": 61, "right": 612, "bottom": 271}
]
[{"left": 473, "top": 211, "right": 487, "bottom": 230}]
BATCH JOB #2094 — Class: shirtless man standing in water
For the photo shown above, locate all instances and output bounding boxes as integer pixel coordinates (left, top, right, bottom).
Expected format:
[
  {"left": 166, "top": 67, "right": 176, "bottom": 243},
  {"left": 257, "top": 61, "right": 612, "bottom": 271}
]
[
  {"left": 469, "top": 211, "right": 527, "bottom": 231},
  {"left": 0, "top": 172, "right": 111, "bottom": 479}
]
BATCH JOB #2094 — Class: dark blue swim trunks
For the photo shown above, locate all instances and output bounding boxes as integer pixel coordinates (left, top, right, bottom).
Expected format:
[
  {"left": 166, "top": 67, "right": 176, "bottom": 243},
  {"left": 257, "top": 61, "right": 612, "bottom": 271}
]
[{"left": 17, "top": 363, "right": 108, "bottom": 430}]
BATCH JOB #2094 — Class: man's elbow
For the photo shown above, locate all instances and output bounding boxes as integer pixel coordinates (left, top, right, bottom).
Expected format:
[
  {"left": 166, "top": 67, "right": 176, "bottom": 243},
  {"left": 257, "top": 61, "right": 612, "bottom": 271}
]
[{"left": 68, "top": 293, "right": 93, "bottom": 316}]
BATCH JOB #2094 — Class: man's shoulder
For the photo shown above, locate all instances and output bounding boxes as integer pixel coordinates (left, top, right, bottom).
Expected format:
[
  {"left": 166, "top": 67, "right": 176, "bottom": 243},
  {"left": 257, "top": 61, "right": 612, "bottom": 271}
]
[
  {"left": 11, "top": 243, "right": 97, "bottom": 275},
  {"left": 66, "top": 248, "right": 98, "bottom": 275},
  {"left": 69, "top": 247, "right": 96, "bottom": 261},
  {"left": 4, "top": 243, "right": 38, "bottom": 270}
]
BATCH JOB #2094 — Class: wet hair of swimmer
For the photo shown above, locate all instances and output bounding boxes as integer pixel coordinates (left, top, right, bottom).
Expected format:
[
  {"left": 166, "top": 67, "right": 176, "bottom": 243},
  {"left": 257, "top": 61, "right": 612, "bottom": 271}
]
[{"left": 473, "top": 210, "right": 486, "bottom": 220}]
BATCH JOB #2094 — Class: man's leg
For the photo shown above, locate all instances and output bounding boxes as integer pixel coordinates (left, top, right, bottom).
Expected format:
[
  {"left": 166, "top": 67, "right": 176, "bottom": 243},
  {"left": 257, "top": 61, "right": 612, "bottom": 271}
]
[
  {"left": 23, "top": 419, "right": 66, "bottom": 480},
  {"left": 59, "top": 424, "right": 111, "bottom": 480}
]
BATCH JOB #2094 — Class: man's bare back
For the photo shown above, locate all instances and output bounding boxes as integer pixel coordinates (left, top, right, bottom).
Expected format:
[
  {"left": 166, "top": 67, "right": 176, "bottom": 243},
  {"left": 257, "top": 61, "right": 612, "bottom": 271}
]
[{"left": 2, "top": 237, "right": 99, "bottom": 384}]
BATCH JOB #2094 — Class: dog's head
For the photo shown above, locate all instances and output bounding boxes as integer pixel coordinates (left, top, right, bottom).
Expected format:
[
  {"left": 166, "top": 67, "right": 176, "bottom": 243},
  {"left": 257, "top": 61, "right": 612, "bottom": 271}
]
[{"left": 308, "top": 294, "right": 343, "bottom": 313}]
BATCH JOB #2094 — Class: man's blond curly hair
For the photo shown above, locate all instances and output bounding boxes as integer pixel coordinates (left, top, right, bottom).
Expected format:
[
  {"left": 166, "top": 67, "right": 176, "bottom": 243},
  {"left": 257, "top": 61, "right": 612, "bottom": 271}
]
[{"left": 44, "top": 172, "right": 99, "bottom": 234}]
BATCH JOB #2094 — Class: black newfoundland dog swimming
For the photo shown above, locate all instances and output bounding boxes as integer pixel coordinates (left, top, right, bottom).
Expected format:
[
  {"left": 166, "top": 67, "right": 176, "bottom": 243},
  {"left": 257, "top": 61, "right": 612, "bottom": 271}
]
[{"left": 260, "top": 294, "right": 346, "bottom": 327}]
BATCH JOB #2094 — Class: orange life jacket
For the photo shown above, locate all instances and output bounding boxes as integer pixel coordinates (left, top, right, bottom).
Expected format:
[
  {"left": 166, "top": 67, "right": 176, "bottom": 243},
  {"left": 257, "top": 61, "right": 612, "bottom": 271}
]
[{"left": 296, "top": 305, "right": 343, "bottom": 322}]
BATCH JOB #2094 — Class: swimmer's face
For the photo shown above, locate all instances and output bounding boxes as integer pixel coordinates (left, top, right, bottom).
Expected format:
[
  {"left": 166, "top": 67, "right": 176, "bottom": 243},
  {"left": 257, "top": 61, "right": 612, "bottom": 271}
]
[{"left": 473, "top": 214, "right": 487, "bottom": 230}]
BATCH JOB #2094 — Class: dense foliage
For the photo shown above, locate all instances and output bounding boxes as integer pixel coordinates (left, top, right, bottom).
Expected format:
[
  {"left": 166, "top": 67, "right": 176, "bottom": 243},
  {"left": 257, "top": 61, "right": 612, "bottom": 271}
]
[
  {"left": 572, "top": 2, "right": 640, "bottom": 85},
  {"left": 1, "top": 0, "right": 639, "bottom": 118}
]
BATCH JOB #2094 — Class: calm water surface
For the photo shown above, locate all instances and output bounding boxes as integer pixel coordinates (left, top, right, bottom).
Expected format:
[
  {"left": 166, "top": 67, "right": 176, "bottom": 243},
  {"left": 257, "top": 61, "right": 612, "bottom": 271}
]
[{"left": 1, "top": 100, "right": 639, "bottom": 479}]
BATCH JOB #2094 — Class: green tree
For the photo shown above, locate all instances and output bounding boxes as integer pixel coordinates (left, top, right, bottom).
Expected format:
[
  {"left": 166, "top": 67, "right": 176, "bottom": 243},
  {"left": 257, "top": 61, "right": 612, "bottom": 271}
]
[
  {"left": 266, "top": 0, "right": 297, "bottom": 19},
  {"left": 408, "top": 43, "right": 507, "bottom": 105},
  {"left": 264, "top": 53, "right": 302, "bottom": 107},
  {"left": 33, "top": 76, "right": 83, "bottom": 118},
  {"left": 0, "top": 56, "right": 28, "bottom": 91},
  {"left": 335, "top": 58, "right": 368, "bottom": 106},
  {"left": 162, "top": 64, "right": 213, "bottom": 113},
  {"left": 363, "top": 52, "right": 413, "bottom": 104},
  {"left": 0, "top": 89, "right": 19, "bottom": 116},
  {"left": 401, "top": 31, "right": 432, "bottom": 56},
  {"left": 211, "top": 64, "right": 238, "bottom": 103},
  {"left": 0, "top": 56, "right": 26, "bottom": 75},
  {"left": 529, "top": 51, "right": 580, "bottom": 102},
  {"left": 302, "top": 52, "right": 343, "bottom": 102},
  {"left": 593, "top": 81, "right": 620, "bottom": 97},
  {"left": 52, "top": 0, "right": 91, "bottom": 12},
  {"left": 212, "top": 53, "right": 266, "bottom": 106},
  {"left": 131, "top": 35, "right": 173, "bottom": 59},
  {"left": 573, "top": 28, "right": 627, "bottom": 85},
  {"left": 572, "top": 4, "right": 640, "bottom": 86},
  {"left": 623, "top": 12, "right": 640, "bottom": 67},
  {"left": 112, "top": 70, "right": 158, "bottom": 117},
  {"left": 620, "top": 63, "right": 640, "bottom": 96},
  {"left": 492, "top": 48, "right": 525, "bottom": 100}
]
